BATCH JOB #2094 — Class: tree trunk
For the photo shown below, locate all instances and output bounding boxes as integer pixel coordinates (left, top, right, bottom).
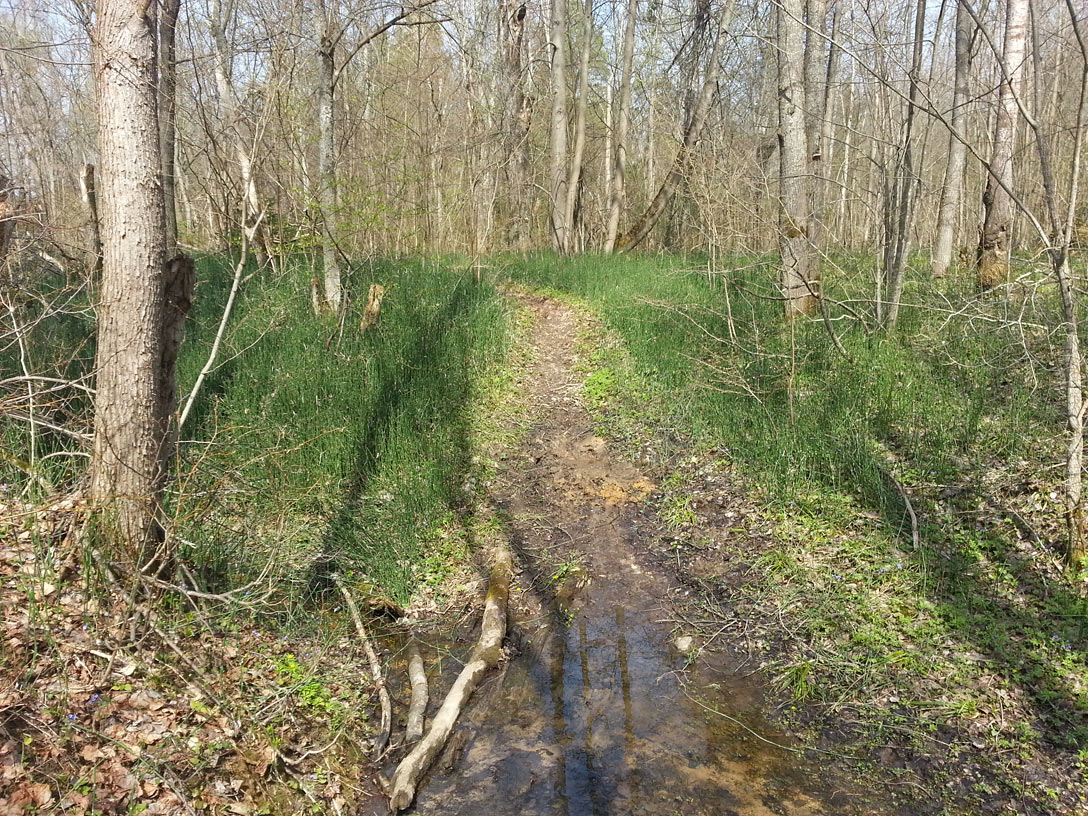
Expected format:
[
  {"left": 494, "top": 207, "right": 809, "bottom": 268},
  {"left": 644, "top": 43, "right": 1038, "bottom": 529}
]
[
  {"left": 90, "top": 0, "right": 190, "bottom": 567},
  {"left": 500, "top": 1, "right": 530, "bottom": 248},
  {"left": 603, "top": 0, "right": 637, "bottom": 252},
  {"left": 159, "top": 0, "right": 181, "bottom": 253},
  {"left": 931, "top": 1, "right": 973, "bottom": 279},
  {"left": 616, "top": 0, "right": 734, "bottom": 251},
  {"left": 317, "top": 4, "right": 342, "bottom": 312},
  {"left": 1028, "top": 0, "right": 1088, "bottom": 564},
  {"left": 563, "top": 0, "right": 593, "bottom": 247},
  {"left": 548, "top": 0, "right": 569, "bottom": 252},
  {"left": 977, "top": 0, "right": 1029, "bottom": 291},
  {"left": 80, "top": 163, "right": 103, "bottom": 275},
  {"left": 809, "top": 0, "right": 839, "bottom": 253},
  {"left": 882, "top": 0, "right": 926, "bottom": 331},
  {"left": 778, "top": 0, "right": 816, "bottom": 316},
  {"left": 211, "top": 0, "right": 266, "bottom": 264}
]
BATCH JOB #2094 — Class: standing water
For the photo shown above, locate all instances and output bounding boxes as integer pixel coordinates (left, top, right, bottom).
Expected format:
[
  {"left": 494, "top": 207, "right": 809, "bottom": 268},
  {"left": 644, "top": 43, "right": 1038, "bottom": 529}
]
[{"left": 388, "top": 298, "right": 886, "bottom": 816}]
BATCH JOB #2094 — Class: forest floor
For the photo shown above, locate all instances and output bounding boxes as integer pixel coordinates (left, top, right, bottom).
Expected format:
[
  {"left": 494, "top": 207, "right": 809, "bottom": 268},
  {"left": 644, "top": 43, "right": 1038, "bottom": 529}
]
[{"left": 3, "top": 285, "right": 1087, "bottom": 815}]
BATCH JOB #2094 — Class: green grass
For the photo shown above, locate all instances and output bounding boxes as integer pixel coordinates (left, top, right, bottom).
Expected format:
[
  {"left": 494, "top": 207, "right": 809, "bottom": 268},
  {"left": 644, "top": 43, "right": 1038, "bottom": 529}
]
[
  {"left": 171, "top": 255, "right": 509, "bottom": 606},
  {"left": 502, "top": 251, "right": 1088, "bottom": 806}
]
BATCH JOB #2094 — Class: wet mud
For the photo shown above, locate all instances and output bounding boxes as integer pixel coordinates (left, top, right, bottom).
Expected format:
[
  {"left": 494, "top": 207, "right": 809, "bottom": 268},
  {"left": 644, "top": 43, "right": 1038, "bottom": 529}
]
[{"left": 397, "top": 298, "right": 888, "bottom": 815}]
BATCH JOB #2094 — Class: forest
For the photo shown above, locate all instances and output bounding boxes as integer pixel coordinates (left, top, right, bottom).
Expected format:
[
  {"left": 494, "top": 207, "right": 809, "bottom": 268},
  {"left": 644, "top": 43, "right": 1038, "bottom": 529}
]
[{"left": 2, "top": 0, "right": 1088, "bottom": 813}]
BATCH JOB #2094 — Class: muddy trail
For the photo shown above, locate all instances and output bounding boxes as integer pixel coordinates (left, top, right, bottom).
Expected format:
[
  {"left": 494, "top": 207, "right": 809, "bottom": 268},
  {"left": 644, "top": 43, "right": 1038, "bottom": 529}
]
[{"left": 389, "top": 297, "right": 891, "bottom": 815}]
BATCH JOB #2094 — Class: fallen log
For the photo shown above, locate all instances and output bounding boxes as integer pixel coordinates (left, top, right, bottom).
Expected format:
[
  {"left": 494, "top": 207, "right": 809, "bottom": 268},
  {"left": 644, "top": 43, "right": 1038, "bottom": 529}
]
[
  {"left": 333, "top": 574, "right": 393, "bottom": 755},
  {"left": 387, "top": 545, "right": 513, "bottom": 812},
  {"left": 405, "top": 640, "right": 428, "bottom": 744}
]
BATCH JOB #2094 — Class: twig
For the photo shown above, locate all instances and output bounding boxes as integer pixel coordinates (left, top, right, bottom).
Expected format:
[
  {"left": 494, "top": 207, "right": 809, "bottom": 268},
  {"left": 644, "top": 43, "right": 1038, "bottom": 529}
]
[
  {"left": 333, "top": 573, "right": 392, "bottom": 755},
  {"left": 388, "top": 545, "right": 513, "bottom": 812}
]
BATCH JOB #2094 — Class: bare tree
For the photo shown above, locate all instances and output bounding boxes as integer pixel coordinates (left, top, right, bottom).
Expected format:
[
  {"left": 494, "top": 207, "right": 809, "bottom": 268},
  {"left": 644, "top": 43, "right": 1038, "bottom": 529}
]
[
  {"left": 777, "top": 0, "right": 816, "bottom": 316},
  {"left": 880, "top": 0, "right": 926, "bottom": 330},
  {"left": 931, "top": 0, "right": 974, "bottom": 279},
  {"left": 603, "top": 0, "right": 637, "bottom": 252},
  {"left": 977, "top": 0, "right": 1029, "bottom": 290},
  {"left": 616, "top": 0, "right": 734, "bottom": 251},
  {"left": 317, "top": 0, "right": 342, "bottom": 311},
  {"left": 159, "top": 0, "right": 181, "bottom": 252},
  {"left": 548, "top": 0, "right": 570, "bottom": 252},
  {"left": 562, "top": 0, "right": 594, "bottom": 251}
]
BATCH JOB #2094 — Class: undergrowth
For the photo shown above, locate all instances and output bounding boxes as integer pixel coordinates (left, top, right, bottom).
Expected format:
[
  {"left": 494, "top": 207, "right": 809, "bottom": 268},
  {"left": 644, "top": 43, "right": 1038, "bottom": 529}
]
[
  {"left": 172, "top": 255, "right": 509, "bottom": 607},
  {"left": 503, "top": 251, "right": 1088, "bottom": 812}
]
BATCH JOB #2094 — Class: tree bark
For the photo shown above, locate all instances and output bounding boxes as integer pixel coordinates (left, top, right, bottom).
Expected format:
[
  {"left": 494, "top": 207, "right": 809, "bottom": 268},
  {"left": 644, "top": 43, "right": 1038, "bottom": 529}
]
[
  {"left": 499, "top": 1, "right": 530, "bottom": 248},
  {"left": 931, "top": 1, "right": 973, "bottom": 279},
  {"left": 90, "top": 0, "right": 189, "bottom": 566},
  {"left": 548, "top": 0, "right": 569, "bottom": 252},
  {"left": 80, "top": 163, "right": 103, "bottom": 275},
  {"left": 603, "top": 0, "right": 637, "bottom": 252},
  {"left": 616, "top": 0, "right": 734, "bottom": 251},
  {"left": 159, "top": 0, "right": 181, "bottom": 253},
  {"left": 777, "top": 0, "right": 816, "bottom": 316},
  {"left": 317, "top": 2, "right": 342, "bottom": 311},
  {"left": 881, "top": 0, "right": 926, "bottom": 331},
  {"left": 562, "top": 0, "right": 593, "bottom": 250},
  {"left": 977, "top": 0, "right": 1029, "bottom": 291}
]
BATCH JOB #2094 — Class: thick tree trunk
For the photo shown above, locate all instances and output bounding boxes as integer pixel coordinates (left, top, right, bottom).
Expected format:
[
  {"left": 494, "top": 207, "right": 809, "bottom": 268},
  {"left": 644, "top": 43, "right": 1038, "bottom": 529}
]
[
  {"left": 562, "top": 0, "right": 593, "bottom": 249},
  {"left": 977, "top": 0, "right": 1029, "bottom": 290},
  {"left": 548, "top": 0, "right": 569, "bottom": 252},
  {"left": 932, "top": 2, "right": 973, "bottom": 279},
  {"left": 616, "top": 0, "right": 734, "bottom": 251},
  {"left": 603, "top": 0, "right": 637, "bottom": 252},
  {"left": 159, "top": 0, "right": 181, "bottom": 253},
  {"left": 90, "top": 0, "right": 188, "bottom": 566},
  {"left": 317, "top": 8, "right": 342, "bottom": 312},
  {"left": 777, "top": 0, "right": 816, "bottom": 316}
]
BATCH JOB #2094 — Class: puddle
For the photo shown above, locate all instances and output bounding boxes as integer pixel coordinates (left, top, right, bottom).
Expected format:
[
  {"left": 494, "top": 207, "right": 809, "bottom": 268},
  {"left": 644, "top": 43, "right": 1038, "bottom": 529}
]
[{"left": 369, "top": 298, "right": 886, "bottom": 815}]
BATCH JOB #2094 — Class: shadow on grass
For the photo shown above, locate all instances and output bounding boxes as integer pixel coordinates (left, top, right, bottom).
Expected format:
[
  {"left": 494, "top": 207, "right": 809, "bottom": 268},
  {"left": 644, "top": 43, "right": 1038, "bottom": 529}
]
[{"left": 311, "top": 273, "right": 483, "bottom": 599}]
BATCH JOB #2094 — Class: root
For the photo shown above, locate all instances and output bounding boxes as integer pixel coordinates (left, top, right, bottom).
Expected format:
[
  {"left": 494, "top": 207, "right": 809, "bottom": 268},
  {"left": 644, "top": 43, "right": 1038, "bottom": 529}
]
[
  {"left": 333, "top": 574, "right": 393, "bottom": 755},
  {"left": 387, "top": 545, "right": 513, "bottom": 812}
]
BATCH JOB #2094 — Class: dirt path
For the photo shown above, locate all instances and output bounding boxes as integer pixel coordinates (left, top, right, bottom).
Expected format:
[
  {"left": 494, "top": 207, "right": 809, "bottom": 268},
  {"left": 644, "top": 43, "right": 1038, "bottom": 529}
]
[{"left": 407, "top": 297, "right": 884, "bottom": 815}]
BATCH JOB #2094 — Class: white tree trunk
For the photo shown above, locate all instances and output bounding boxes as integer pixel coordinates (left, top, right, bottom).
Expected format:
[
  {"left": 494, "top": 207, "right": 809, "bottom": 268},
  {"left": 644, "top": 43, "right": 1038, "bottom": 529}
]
[
  {"left": 548, "top": 0, "right": 569, "bottom": 252},
  {"left": 978, "top": 0, "right": 1029, "bottom": 290},
  {"left": 318, "top": 3, "right": 342, "bottom": 311},
  {"left": 778, "top": 0, "right": 816, "bottom": 316},
  {"left": 603, "top": 0, "right": 637, "bottom": 252},
  {"left": 931, "top": 0, "right": 973, "bottom": 279}
]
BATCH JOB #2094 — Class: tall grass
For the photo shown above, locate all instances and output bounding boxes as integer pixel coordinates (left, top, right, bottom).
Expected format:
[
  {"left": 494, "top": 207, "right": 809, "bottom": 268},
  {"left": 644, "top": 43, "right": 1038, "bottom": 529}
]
[
  {"left": 504, "top": 252, "right": 1060, "bottom": 535},
  {"left": 173, "top": 256, "right": 508, "bottom": 604}
]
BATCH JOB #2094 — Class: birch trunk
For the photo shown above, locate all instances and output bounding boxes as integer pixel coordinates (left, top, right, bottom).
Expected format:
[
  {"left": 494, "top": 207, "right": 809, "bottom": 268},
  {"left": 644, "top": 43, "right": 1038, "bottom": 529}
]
[
  {"left": 603, "top": 0, "right": 637, "bottom": 252},
  {"left": 563, "top": 0, "right": 593, "bottom": 247},
  {"left": 931, "top": 1, "right": 973, "bottom": 279},
  {"left": 317, "top": 5, "right": 341, "bottom": 311},
  {"left": 778, "top": 0, "right": 816, "bottom": 316},
  {"left": 978, "top": 0, "right": 1029, "bottom": 290},
  {"left": 548, "top": 0, "right": 569, "bottom": 252}
]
